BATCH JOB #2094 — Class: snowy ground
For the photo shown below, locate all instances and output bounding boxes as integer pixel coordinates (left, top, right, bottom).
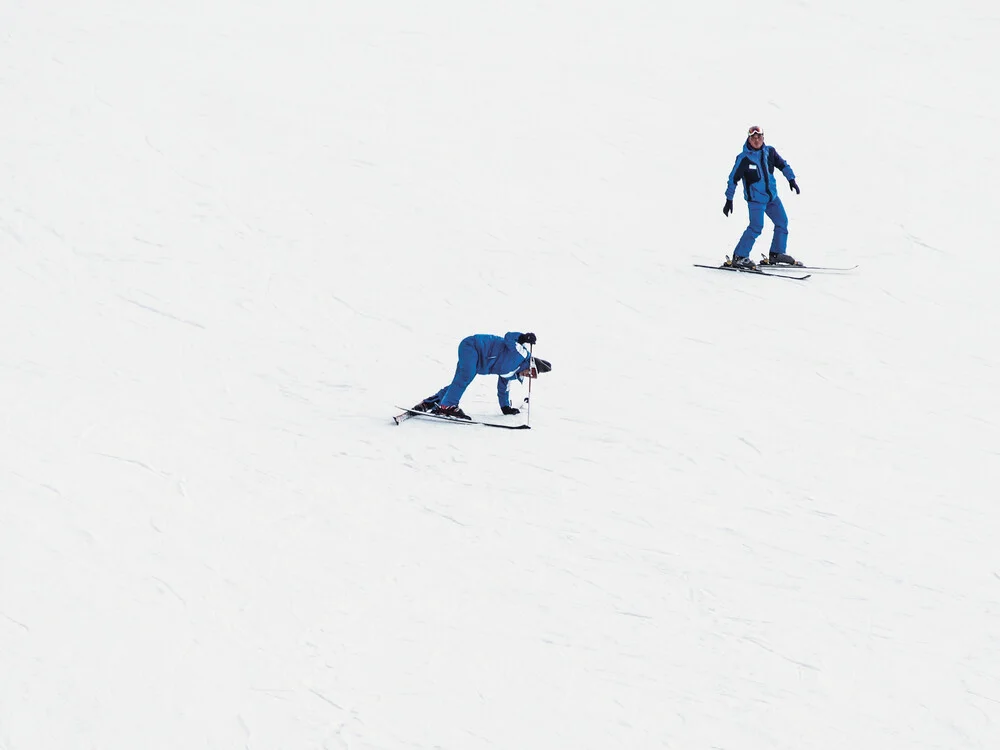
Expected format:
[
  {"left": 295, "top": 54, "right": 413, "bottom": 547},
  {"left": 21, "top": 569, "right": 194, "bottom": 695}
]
[{"left": 2, "top": 1, "right": 999, "bottom": 748}]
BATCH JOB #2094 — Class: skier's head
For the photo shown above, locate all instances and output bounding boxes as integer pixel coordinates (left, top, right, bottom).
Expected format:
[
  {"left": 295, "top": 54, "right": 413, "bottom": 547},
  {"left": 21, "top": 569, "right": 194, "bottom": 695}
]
[
  {"left": 519, "top": 357, "right": 552, "bottom": 379},
  {"left": 747, "top": 125, "right": 764, "bottom": 148}
]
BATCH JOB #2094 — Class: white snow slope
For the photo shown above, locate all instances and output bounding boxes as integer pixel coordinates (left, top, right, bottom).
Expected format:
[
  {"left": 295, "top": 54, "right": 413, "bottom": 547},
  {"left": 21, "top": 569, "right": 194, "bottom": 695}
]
[{"left": 2, "top": 1, "right": 999, "bottom": 749}]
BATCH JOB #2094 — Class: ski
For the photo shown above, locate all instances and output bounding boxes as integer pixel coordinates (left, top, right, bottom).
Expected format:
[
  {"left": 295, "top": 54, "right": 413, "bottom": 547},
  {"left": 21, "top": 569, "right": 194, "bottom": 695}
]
[
  {"left": 693, "top": 264, "right": 811, "bottom": 281},
  {"left": 392, "top": 406, "right": 531, "bottom": 430},
  {"left": 760, "top": 263, "right": 858, "bottom": 272},
  {"left": 392, "top": 409, "right": 416, "bottom": 425}
]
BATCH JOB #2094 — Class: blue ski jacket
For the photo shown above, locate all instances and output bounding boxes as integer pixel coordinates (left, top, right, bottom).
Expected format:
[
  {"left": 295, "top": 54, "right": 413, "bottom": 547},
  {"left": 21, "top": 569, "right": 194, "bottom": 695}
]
[
  {"left": 467, "top": 332, "right": 532, "bottom": 408},
  {"left": 725, "top": 141, "right": 796, "bottom": 204},
  {"left": 428, "top": 332, "right": 533, "bottom": 409}
]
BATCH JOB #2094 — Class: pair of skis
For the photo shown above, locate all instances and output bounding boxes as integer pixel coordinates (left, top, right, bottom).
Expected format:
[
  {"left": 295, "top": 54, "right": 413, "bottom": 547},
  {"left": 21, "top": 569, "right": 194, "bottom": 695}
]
[
  {"left": 392, "top": 399, "right": 532, "bottom": 430},
  {"left": 694, "top": 263, "right": 812, "bottom": 280},
  {"left": 694, "top": 258, "right": 858, "bottom": 281}
]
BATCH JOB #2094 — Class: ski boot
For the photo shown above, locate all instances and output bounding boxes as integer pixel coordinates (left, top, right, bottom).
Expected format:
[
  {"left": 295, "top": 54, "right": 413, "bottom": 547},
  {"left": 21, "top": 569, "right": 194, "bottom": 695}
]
[
  {"left": 432, "top": 404, "right": 471, "bottom": 421},
  {"left": 411, "top": 398, "right": 440, "bottom": 413},
  {"left": 725, "top": 254, "right": 756, "bottom": 270},
  {"left": 760, "top": 252, "right": 803, "bottom": 267}
]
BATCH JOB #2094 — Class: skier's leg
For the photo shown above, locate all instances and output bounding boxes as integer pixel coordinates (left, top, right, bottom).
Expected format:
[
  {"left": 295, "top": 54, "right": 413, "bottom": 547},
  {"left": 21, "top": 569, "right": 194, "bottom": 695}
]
[
  {"left": 733, "top": 202, "right": 765, "bottom": 258},
  {"left": 440, "top": 338, "right": 478, "bottom": 407},
  {"left": 766, "top": 198, "right": 789, "bottom": 255},
  {"left": 413, "top": 385, "right": 447, "bottom": 411},
  {"left": 426, "top": 387, "right": 447, "bottom": 403}
]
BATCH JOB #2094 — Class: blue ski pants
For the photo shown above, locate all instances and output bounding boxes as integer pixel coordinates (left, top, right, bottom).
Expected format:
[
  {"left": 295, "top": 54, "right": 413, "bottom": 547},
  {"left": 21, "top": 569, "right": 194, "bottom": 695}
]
[
  {"left": 428, "top": 337, "right": 479, "bottom": 407},
  {"left": 733, "top": 199, "right": 788, "bottom": 259}
]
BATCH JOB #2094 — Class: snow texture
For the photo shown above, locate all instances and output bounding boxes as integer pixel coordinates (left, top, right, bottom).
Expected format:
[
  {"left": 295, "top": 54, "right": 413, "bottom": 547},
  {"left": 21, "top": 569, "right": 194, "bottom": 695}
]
[{"left": 2, "top": 1, "right": 998, "bottom": 748}]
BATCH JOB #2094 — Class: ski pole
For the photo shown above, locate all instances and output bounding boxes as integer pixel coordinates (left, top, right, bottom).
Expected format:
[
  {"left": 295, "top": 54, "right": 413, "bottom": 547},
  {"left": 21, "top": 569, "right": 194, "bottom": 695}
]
[{"left": 526, "top": 343, "right": 533, "bottom": 427}]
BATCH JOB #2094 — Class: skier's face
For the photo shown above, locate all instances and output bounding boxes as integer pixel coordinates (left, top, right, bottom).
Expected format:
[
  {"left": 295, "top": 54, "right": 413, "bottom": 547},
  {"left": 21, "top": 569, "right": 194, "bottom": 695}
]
[{"left": 748, "top": 127, "right": 764, "bottom": 147}]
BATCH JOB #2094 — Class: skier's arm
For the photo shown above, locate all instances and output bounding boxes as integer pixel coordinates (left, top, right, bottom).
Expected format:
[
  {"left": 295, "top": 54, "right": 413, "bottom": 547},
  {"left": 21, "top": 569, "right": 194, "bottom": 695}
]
[
  {"left": 771, "top": 147, "right": 796, "bottom": 181},
  {"left": 725, "top": 156, "right": 745, "bottom": 201},
  {"left": 497, "top": 376, "right": 513, "bottom": 409}
]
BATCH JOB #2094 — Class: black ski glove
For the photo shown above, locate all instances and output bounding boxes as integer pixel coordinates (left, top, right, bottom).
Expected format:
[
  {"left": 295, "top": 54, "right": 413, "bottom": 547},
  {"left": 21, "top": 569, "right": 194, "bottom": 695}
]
[
  {"left": 517, "top": 332, "right": 536, "bottom": 345},
  {"left": 789, "top": 179, "right": 800, "bottom": 194},
  {"left": 723, "top": 199, "right": 733, "bottom": 216},
  {"left": 502, "top": 406, "right": 520, "bottom": 415}
]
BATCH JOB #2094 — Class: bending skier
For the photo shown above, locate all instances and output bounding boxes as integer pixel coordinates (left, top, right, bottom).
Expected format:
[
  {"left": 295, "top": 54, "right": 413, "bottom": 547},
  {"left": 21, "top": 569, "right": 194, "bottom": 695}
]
[
  {"left": 413, "top": 332, "right": 552, "bottom": 420},
  {"left": 723, "top": 125, "right": 802, "bottom": 269}
]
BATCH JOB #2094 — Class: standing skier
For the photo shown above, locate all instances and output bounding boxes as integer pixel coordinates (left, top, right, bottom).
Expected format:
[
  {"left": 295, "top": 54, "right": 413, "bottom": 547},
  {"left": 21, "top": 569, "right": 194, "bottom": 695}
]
[
  {"left": 723, "top": 125, "right": 802, "bottom": 269},
  {"left": 412, "top": 332, "right": 551, "bottom": 420}
]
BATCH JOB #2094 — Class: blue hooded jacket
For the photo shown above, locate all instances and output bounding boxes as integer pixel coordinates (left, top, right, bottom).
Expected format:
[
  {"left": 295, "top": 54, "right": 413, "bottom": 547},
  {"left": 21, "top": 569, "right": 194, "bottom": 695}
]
[
  {"left": 466, "top": 332, "right": 531, "bottom": 408},
  {"left": 725, "top": 140, "right": 796, "bottom": 204},
  {"left": 431, "top": 332, "right": 532, "bottom": 408}
]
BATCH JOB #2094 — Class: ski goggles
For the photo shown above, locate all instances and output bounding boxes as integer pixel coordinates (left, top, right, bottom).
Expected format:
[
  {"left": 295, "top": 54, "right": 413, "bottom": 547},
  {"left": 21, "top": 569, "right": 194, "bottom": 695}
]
[{"left": 747, "top": 127, "right": 764, "bottom": 137}]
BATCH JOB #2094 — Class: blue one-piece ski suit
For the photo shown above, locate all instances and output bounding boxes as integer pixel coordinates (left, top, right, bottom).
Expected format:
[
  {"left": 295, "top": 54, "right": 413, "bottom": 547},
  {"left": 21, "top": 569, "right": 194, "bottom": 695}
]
[
  {"left": 725, "top": 140, "right": 797, "bottom": 260},
  {"left": 425, "top": 332, "right": 532, "bottom": 409}
]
